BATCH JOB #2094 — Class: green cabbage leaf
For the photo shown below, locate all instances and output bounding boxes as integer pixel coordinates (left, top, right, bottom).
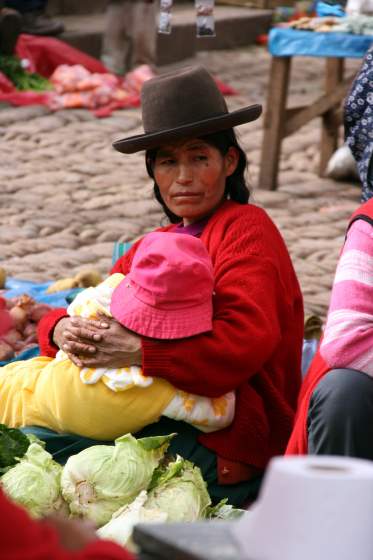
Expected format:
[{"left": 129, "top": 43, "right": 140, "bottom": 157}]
[
  {"left": 0, "top": 424, "right": 30, "bottom": 473},
  {"left": 61, "top": 433, "right": 174, "bottom": 527},
  {"left": 98, "top": 456, "right": 211, "bottom": 548},
  {"left": 144, "top": 456, "right": 211, "bottom": 522},
  {"left": 206, "top": 498, "right": 246, "bottom": 520},
  {"left": 1, "top": 442, "right": 65, "bottom": 518},
  {"left": 97, "top": 490, "right": 167, "bottom": 550}
]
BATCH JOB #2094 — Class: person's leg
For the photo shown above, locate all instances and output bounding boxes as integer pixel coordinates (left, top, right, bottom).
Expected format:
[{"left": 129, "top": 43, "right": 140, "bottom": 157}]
[
  {"left": 5, "top": 0, "right": 45, "bottom": 11},
  {"left": 131, "top": 0, "right": 156, "bottom": 68},
  {"left": 0, "top": 6, "right": 21, "bottom": 55},
  {"left": 308, "top": 368, "right": 373, "bottom": 459},
  {"left": 101, "top": 0, "right": 133, "bottom": 75},
  {"left": 5, "top": 0, "right": 64, "bottom": 36}
]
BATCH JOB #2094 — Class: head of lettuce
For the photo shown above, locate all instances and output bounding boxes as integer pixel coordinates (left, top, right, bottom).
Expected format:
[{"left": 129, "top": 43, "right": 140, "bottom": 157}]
[
  {"left": 98, "top": 456, "right": 211, "bottom": 548},
  {"left": 61, "top": 433, "right": 174, "bottom": 527},
  {"left": 1, "top": 442, "right": 66, "bottom": 518}
]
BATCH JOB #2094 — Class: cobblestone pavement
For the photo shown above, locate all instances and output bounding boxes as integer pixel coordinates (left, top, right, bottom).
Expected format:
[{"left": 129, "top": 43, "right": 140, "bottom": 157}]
[{"left": 0, "top": 46, "right": 363, "bottom": 319}]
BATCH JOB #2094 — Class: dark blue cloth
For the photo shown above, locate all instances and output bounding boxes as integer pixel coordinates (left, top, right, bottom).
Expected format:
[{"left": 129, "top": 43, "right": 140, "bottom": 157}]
[
  {"left": 345, "top": 45, "right": 373, "bottom": 202},
  {"left": 20, "top": 426, "right": 110, "bottom": 464},
  {"left": 0, "top": 345, "right": 39, "bottom": 367},
  {"left": 5, "top": 0, "right": 46, "bottom": 13},
  {"left": 269, "top": 28, "right": 373, "bottom": 58}
]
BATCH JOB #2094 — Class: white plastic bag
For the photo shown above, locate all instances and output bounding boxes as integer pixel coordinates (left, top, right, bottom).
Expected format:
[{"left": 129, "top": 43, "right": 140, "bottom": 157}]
[
  {"left": 326, "top": 144, "right": 360, "bottom": 181},
  {"left": 196, "top": 0, "right": 216, "bottom": 37},
  {"left": 346, "top": 0, "right": 373, "bottom": 15},
  {"left": 158, "top": 0, "right": 173, "bottom": 34}
]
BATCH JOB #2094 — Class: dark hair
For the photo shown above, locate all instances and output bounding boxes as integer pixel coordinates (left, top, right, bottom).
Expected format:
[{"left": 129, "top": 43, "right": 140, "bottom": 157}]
[{"left": 145, "top": 128, "right": 249, "bottom": 224}]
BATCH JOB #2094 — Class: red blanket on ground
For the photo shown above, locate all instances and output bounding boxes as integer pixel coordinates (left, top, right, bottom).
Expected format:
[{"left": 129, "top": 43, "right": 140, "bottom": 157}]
[{"left": 0, "top": 35, "right": 237, "bottom": 117}]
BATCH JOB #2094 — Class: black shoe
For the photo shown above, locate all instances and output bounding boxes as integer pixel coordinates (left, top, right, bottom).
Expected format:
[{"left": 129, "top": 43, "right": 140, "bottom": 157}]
[
  {"left": 21, "top": 11, "right": 64, "bottom": 36},
  {"left": 0, "top": 8, "right": 22, "bottom": 55}
]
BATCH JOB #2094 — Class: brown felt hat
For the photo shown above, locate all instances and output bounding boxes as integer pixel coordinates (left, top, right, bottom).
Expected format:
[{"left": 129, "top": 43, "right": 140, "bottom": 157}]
[{"left": 112, "top": 65, "right": 262, "bottom": 154}]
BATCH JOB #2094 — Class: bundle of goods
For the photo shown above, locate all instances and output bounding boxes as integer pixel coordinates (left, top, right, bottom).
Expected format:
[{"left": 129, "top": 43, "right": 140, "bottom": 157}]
[
  {"left": 0, "top": 426, "right": 243, "bottom": 552},
  {"left": 0, "top": 52, "right": 154, "bottom": 114},
  {"left": 273, "top": 2, "right": 315, "bottom": 24},
  {"left": 0, "top": 35, "right": 236, "bottom": 114},
  {"left": 284, "top": 13, "right": 373, "bottom": 33},
  {"left": 0, "top": 54, "right": 52, "bottom": 92},
  {"left": 46, "top": 269, "right": 103, "bottom": 294},
  {"left": 48, "top": 64, "right": 153, "bottom": 111},
  {"left": 0, "top": 292, "right": 51, "bottom": 362},
  {"left": 255, "top": 3, "right": 315, "bottom": 45},
  {"left": 286, "top": 15, "right": 342, "bottom": 30}
]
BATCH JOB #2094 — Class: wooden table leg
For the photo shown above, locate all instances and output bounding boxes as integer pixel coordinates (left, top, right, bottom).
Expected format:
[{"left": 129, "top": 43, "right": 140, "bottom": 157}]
[
  {"left": 259, "top": 56, "right": 291, "bottom": 190},
  {"left": 319, "top": 57, "right": 344, "bottom": 176}
]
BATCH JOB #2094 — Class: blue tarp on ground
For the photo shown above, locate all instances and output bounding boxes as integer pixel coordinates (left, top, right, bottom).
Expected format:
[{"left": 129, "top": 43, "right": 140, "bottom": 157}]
[
  {"left": 4, "top": 277, "right": 77, "bottom": 308},
  {"left": 269, "top": 28, "right": 373, "bottom": 58}
]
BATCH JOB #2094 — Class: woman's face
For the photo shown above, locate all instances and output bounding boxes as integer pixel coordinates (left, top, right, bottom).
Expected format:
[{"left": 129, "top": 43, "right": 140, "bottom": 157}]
[{"left": 153, "top": 138, "right": 239, "bottom": 225}]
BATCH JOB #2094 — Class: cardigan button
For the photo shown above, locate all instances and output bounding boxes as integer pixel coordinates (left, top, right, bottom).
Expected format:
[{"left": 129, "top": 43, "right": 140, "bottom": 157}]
[{"left": 221, "top": 467, "right": 230, "bottom": 476}]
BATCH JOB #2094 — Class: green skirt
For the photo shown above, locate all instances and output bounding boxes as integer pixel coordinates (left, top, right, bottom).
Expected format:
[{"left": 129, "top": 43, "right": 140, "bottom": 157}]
[{"left": 22, "top": 418, "right": 262, "bottom": 508}]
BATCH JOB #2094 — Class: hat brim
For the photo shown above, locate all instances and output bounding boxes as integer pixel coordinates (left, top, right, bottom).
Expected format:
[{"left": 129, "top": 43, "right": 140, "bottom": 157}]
[
  {"left": 112, "top": 104, "right": 262, "bottom": 154},
  {"left": 110, "top": 278, "right": 213, "bottom": 340}
]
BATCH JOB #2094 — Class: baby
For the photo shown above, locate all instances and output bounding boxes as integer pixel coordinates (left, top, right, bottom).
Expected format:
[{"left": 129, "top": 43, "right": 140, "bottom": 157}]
[{"left": 0, "top": 233, "right": 235, "bottom": 440}]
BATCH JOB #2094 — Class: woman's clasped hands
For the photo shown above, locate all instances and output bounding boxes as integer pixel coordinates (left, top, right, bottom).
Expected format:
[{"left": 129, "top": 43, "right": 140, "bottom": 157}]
[{"left": 53, "top": 314, "right": 142, "bottom": 369}]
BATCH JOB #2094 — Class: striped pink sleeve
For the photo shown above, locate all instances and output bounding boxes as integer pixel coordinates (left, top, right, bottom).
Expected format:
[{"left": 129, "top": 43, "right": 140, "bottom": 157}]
[{"left": 320, "top": 219, "right": 373, "bottom": 376}]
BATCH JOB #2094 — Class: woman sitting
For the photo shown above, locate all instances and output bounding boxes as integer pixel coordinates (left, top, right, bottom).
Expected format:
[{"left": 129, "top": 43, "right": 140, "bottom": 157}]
[
  {"left": 287, "top": 48, "right": 373, "bottom": 458},
  {"left": 38, "top": 65, "right": 304, "bottom": 506}
]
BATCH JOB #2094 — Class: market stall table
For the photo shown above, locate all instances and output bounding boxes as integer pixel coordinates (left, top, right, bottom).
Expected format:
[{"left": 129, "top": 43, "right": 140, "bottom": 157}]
[{"left": 259, "top": 28, "right": 372, "bottom": 190}]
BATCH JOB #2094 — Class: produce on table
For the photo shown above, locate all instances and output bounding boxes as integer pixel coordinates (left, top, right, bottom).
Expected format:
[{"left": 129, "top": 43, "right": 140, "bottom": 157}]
[
  {"left": 97, "top": 491, "right": 167, "bottom": 550},
  {"left": 0, "top": 295, "right": 51, "bottom": 361},
  {"left": 48, "top": 64, "right": 139, "bottom": 111},
  {"left": 1, "top": 442, "right": 67, "bottom": 518},
  {"left": 46, "top": 269, "right": 103, "bottom": 294},
  {"left": 0, "top": 428, "right": 243, "bottom": 545},
  {"left": 145, "top": 456, "right": 211, "bottom": 522},
  {"left": 98, "top": 457, "right": 211, "bottom": 548},
  {"left": 61, "top": 433, "right": 175, "bottom": 527},
  {"left": 0, "top": 55, "right": 52, "bottom": 91},
  {"left": 0, "top": 340, "right": 14, "bottom": 362},
  {"left": 74, "top": 270, "right": 103, "bottom": 288},
  {"left": 0, "top": 298, "right": 13, "bottom": 337}
]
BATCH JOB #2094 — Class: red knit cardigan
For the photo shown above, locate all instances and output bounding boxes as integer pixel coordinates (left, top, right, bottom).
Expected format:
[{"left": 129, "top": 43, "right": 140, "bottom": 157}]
[
  {"left": 38, "top": 201, "right": 303, "bottom": 474},
  {"left": 286, "top": 199, "right": 373, "bottom": 455}
]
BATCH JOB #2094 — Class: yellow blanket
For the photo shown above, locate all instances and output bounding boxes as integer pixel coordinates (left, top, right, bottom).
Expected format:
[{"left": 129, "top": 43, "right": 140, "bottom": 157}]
[{"left": 0, "top": 274, "right": 234, "bottom": 439}]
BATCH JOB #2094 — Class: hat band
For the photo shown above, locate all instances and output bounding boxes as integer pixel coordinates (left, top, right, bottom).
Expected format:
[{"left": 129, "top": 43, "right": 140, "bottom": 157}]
[{"left": 144, "top": 108, "right": 229, "bottom": 134}]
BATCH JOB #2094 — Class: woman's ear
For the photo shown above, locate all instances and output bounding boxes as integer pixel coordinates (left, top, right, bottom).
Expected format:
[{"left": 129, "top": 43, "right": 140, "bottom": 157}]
[{"left": 225, "top": 146, "right": 239, "bottom": 177}]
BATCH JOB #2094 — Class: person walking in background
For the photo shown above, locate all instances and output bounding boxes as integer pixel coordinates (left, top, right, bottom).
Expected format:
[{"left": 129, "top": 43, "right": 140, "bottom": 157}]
[
  {"left": 101, "top": 0, "right": 156, "bottom": 75},
  {"left": 4, "top": 0, "right": 64, "bottom": 36},
  {"left": 0, "top": 2, "right": 21, "bottom": 54}
]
